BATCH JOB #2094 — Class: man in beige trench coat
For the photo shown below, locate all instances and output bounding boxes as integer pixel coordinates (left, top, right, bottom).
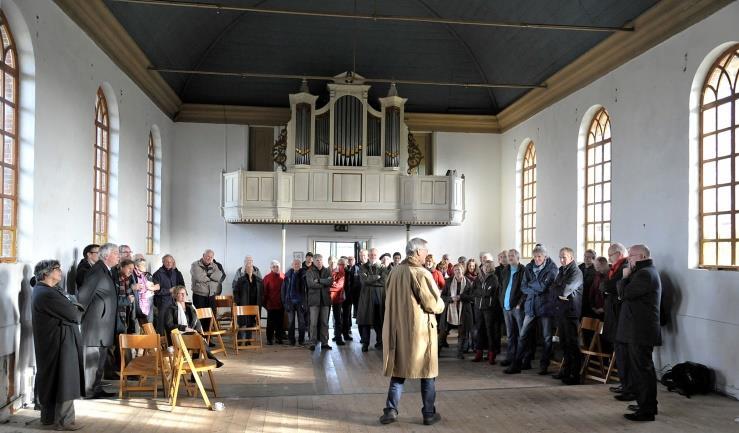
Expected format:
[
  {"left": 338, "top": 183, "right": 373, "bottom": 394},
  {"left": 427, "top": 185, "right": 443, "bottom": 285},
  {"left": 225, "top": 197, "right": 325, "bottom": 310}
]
[{"left": 380, "top": 238, "right": 445, "bottom": 426}]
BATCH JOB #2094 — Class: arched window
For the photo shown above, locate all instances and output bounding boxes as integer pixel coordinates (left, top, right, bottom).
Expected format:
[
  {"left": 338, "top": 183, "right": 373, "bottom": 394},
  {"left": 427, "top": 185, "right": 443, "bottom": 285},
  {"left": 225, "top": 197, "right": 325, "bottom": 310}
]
[
  {"left": 93, "top": 87, "right": 110, "bottom": 245},
  {"left": 584, "top": 108, "right": 612, "bottom": 258},
  {"left": 699, "top": 44, "right": 739, "bottom": 268},
  {"left": 0, "top": 12, "right": 18, "bottom": 261},
  {"left": 521, "top": 141, "right": 536, "bottom": 259},
  {"left": 146, "top": 132, "right": 155, "bottom": 254}
]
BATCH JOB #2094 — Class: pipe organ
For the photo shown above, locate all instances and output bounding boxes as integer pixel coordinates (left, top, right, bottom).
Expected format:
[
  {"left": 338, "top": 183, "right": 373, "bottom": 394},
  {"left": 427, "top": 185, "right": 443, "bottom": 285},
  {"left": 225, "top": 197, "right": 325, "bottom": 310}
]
[{"left": 222, "top": 72, "right": 466, "bottom": 226}]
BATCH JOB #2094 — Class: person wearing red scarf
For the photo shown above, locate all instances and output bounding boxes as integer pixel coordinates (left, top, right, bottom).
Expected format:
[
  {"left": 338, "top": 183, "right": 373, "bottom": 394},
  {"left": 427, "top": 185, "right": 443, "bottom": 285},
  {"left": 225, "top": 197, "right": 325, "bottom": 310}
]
[
  {"left": 601, "top": 243, "right": 631, "bottom": 397},
  {"left": 329, "top": 257, "right": 347, "bottom": 345},
  {"left": 263, "top": 261, "right": 286, "bottom": 345}
]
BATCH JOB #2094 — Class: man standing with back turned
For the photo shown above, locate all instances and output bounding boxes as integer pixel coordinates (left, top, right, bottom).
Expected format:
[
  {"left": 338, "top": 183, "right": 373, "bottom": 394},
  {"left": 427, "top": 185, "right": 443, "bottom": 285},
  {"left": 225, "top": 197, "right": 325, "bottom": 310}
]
[{"left": 380, "top": 238, "right": 445, "bottom": 426}]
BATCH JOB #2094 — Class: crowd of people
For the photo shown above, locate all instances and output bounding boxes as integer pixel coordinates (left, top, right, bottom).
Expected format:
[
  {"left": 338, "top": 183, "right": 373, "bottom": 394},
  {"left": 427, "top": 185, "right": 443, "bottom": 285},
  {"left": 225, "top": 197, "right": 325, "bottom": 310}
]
[{"left": 31, "top": 239, "right": 662, "bottom": 429}]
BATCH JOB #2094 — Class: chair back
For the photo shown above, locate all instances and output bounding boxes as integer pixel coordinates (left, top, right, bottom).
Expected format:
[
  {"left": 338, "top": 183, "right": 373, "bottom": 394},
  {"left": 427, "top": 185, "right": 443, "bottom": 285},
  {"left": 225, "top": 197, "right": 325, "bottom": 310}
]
[
  {"left": 141, "top": 322, "right": 157, "bottom": 335},
  {"left": 234, "top": 305, "right": 260, "bottom": 318},
  {"left": 120, "top": 333, "right": 160, "bottom": 350},
  {"left": 196, "top": 307, "right": 215, "bottom": 320},
  {"left": 580, "top": 317, "right": 602, "bottom": 333},
  {"left": 215, "top": 295, "right": 233, "bottom": 308}
]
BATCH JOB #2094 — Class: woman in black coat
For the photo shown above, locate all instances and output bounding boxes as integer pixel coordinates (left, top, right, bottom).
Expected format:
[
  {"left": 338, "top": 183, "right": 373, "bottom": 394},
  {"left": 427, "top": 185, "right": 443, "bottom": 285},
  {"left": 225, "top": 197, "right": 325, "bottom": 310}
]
[{"left": 32, "top": 260, "right": 85, "bottom": 430}]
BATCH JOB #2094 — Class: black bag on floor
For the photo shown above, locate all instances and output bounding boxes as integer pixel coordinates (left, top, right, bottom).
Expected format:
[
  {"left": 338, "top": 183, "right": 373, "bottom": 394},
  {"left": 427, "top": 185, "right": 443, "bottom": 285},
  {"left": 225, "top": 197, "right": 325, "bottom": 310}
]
[{"left": 661, "top": 362, "right": 714, "bottom": 398}]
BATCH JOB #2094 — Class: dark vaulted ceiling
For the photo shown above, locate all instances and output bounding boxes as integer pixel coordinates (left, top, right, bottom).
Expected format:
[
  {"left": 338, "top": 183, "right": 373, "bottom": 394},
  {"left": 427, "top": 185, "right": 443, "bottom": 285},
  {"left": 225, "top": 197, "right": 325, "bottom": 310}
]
[{"left": 102, "top": 0, "right": 659, "bottom": 115}]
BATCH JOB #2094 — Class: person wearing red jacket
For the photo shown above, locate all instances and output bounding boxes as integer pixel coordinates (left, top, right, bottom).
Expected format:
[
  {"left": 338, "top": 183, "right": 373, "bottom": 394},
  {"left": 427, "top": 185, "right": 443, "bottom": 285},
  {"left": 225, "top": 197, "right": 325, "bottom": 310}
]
[
  {"left": 329, "top": 257, "right": 347, "bottom": 345},
  {"left": 424, "top": 254, "right": 446, "bottom": 290},
  {"left": 262, "top": 260, "right": 286, "bottom": 345}
]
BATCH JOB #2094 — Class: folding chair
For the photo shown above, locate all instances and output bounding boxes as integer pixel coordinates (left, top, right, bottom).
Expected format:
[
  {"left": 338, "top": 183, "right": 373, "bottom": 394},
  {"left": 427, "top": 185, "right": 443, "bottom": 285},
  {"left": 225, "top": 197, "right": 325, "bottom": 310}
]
[
  {"left": 118, "top": 333, "right": 167, "bottom": 399},
  {"left": 141, "top": 322, "right": 173, "bottom": 392},
  {"left": 215, "top": 295, "right": 234, "bottom": 331},
  {"left": 232, "top": 305, "right": 263, "bottom": 353},
  {"left": 579, "top": 317, "right": 619, "bottom": 384},
  {"left": 196, "top": 307, "right": 228, "bottom": 357},
  {"left": 168, "top": 329, "right": 219, "bottom": 410}
]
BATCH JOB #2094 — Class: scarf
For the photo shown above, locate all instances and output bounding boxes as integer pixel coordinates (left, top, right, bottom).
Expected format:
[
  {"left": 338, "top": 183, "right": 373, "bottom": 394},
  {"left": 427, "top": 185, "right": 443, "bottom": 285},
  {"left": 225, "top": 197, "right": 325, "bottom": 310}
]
[
  {"left": 176, "top": 302, "right": 188, "bottom": 327},
  {"left": 446, "top": 277, "right": 466, "bottom": 326},
  {"left": 134, "top": 268, "right": 153, "bottom": 315},
  {"left": 609, "top": 257, "right": 627, "bottom": 280}
]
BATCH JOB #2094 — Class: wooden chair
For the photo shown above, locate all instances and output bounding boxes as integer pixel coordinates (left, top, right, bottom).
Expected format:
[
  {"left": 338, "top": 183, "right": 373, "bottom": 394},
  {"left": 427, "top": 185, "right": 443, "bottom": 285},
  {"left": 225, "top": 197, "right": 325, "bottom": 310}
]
[
  {"left": 579, "top": 317, "right": 619, "bottom": 384},
  {"left": 232, "top": 305, "right": 263, "bottom": 353},
  {"left": 215, "top": 295, "right": 234, "bottom": 331},
  {"left": 168, "top": 329, "right": 218, "bottom": 410},
  {"left": 196, "top": 307, "right": 228, "bottom": 357},
  {"left": 118, "top": 333, "right": 166, "bottom": 399},
  {"left": 141, "top": 322, "right": 173, "bottom": 391}
]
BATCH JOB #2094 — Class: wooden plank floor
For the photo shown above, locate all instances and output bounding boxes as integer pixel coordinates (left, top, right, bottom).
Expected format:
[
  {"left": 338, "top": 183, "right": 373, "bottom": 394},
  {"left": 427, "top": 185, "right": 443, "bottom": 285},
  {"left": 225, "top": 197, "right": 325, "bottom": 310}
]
[{"left": 4, "top": 329, "right": 739, "bottom": 432}]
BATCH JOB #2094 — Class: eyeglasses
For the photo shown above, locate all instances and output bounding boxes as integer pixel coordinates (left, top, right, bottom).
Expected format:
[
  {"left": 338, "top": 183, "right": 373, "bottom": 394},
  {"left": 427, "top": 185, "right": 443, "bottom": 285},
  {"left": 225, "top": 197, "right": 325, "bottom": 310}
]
[
  {"left": 90, "top": 250, "right": 100, "bottom": 255},
  {"left": 51, "top": 266, "right": 61, "bottom": 271}
]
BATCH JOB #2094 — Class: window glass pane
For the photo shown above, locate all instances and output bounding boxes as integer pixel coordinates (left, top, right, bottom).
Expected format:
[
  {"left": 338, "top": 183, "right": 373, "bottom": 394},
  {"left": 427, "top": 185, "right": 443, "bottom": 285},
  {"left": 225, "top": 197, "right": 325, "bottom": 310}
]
[
  {"left": 603, "top": 222, "right": 611, "bottom": 242},
  {"left": 603, "top": 162, "right": 611, "bottom": 182},
  {"left": 717, "top": 102, "right": 732, "bottom": 130},
  {"left": 603, "top": 203, "right": 611, "bottom": 220},
  {"left": 717, "top": 241, "right": 732, "bottom": 266},
  {"left": 603, "top": 183, "right": 611, "bottom": 202},
  {"left": 594, "top": 146, "right": 602, "bottom": 164},
  {"left": 717, "top": 213, "right": 732, "bottom": 239},
  {"left": 717, "top": 186, "right": 731, "bottom": 211},
  {"left": 703, "top": 108, "right": 716, "bottom": 133},
  {"left": 703, "top": 215, "right": 717, "bottom": 239},
  {"left": 703, "top": 242, "right": 716, "bottom": 265},
  {"left": 702, "top": 133, "right": 716, "bottom": 160},
  {"left": 703, "top": 161, "right": 716, "bottom": 187},
  {"left": 717, "top": 157, "right": 732, "bottom": 184},
  {"left": 717, "top": 130, "right": 732, "bottom": 157}
]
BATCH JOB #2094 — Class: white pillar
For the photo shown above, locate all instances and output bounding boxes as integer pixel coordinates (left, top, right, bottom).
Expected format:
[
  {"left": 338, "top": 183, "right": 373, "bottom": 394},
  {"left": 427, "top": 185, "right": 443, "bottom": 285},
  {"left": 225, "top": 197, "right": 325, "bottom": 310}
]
[
  {"left": 406, "top": 224, "right": 411, "bottom": 243},
  {"left": 281, "top": 224, "right": 286, "bottom": 269}
]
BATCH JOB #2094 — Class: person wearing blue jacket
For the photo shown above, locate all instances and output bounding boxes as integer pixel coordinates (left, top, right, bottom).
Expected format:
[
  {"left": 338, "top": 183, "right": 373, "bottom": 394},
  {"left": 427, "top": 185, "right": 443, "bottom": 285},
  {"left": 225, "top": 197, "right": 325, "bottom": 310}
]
[
  {"left": 504, "top": 244, "right": 558, "bottom": 375},
  {"left": 281, "top": 258, "right": 307, "bottom": 345}
]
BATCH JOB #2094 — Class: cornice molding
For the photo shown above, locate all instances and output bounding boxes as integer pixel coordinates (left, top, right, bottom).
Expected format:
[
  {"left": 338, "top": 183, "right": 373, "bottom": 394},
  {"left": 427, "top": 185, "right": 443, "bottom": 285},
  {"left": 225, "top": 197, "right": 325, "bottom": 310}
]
[
  {"left": 175, "top": 103, "right": 291, "bottom": 126},
  {"left": 53, "top": 0, "right": 181, "bottom": 117},
  {"left": 404, "top": 113, "right": 500, "bottom": 133},
  {"left": 496, "top": 0, "right": 734, "bottom": 132}
]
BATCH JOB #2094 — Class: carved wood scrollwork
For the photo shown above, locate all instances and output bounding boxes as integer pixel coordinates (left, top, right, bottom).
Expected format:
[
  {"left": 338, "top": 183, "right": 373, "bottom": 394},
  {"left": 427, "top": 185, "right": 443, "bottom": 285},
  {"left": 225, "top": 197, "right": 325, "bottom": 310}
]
[
  {"left": 272, "top": 128, "right": 287, "bottom": 172},
  {"left": 407, "top": 131, "right": 423, "bottom": 175}
]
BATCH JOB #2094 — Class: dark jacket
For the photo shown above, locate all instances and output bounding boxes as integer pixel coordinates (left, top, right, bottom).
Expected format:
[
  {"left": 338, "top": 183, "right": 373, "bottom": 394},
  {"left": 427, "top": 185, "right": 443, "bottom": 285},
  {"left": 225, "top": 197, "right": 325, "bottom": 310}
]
[
  {"left": 32, "top": 282, "right": 85, "bottom": 404},
  {"left": 74, "top": 259, "right": 93, "bottom": 291},
  {"left": 579, "top": 263, "right": 596, "bottom": 317},
  {"left": 553, "top": 261, "right": 583, "bottom": 319},
  {"left": 499, "top": 264, "right": 525, "bottom": 310},
  {"left": 305, "top": 265, "right": 332, "bottom": 307},
  {"left": 472, "top": 271, "right": 501, "bottom": 311},
  {"left": 164, "top": 302, "right": 203, "bottom": 345},
  {"left": 601, "top": 258, "right": 628, "bottom": 341},
  {"left": 152, "top": 266, "right": 185, "bottom": 302},
  {"left": 494, "top": 264, "right": 506, "bottom": 287},
  {"left": 234, "top": 273, "right": 263, "bottom": 307},
  {"left": 281, "top": 267, "right": 305, "bottom": 306},
  {"left": 357, "top": 262, "right": 387, "bottom": 325},
  {"left": 345, "top": 263, "right": 362, "bottom": 303},
  {"left": 77, "top": 261, "right": 117, "bottom": 347},
  {"left": 616, "top": 259, "right": 662, "bottom": 346},
  {"left": 521, "top": 257, "right": 558, "bottom": 317}
]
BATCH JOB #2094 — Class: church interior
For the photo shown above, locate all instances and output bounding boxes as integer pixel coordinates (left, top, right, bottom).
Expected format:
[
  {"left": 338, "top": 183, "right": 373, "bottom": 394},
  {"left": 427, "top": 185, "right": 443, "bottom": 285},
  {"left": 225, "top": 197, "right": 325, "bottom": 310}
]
[{"left": 1, "top": 0, "right": 739, "bottom": 431}]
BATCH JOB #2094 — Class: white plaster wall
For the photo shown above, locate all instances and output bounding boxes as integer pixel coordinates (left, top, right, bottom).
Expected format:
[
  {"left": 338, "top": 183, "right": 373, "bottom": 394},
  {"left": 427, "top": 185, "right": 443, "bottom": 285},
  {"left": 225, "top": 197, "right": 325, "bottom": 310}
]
[
  {"left": 499, "top": 2, "right": 739, "bottom": 397},
  {"left": 171, "top": 124, "right": 501, "bottom": 294},
  {"left": 6, "top": 0, "right": 175, "bottom": 269}
]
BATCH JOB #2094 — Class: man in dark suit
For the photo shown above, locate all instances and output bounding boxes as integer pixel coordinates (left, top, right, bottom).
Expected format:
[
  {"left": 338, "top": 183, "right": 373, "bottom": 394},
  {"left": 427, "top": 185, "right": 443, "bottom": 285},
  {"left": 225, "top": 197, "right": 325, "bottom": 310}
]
[
  {"left": 617, "top": 244, "right": 661, "bottom": 422},
  {"left": 77, "top": 242, "right": 119, "bottom": 398}
]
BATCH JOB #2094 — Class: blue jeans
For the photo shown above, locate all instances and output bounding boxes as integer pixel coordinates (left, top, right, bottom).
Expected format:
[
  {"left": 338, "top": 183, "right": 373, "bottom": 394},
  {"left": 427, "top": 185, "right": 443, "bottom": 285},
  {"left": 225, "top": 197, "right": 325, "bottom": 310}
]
[
  {"left": 503, "top": 308, "right": 524, "bottom": 362},
  {"left": 515, "top": 314, "right": 553, "bottom": 369},
  {"left": 385, "top": 377, "right": 436, "bottom": 417}
]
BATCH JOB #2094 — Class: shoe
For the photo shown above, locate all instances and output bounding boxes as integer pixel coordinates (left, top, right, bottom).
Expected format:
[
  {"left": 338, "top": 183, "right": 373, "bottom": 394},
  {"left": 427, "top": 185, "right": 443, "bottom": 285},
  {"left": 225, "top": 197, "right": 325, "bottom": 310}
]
[
  {"left": 379, "top": 408, "right": 398, "bottom": 425},
  {"left": 521, "top": 363, "right": 533, "bottom": 370},
  {"left": 503, "top": 366, "right": 521, "bottom": 374},
  {"left": 375, "top": 342, "right": 383, "bottom": 349},
  {"left": 500, "top": 360, "right": 512, "bottom": 367},
  {"left": 55, "top": 424, "right": 84, "bottom": 431},
  {"left": 215, "top": 359, "right": 224, "bottom": 368},
  {"left": 308, "top": 345, "right": 316, "bottom": 350},
  {"left": 561, "top": 376, "right": 581, "bottom": 385},
  {"left": 456, "top": 353, "right": 465, "bottom": 360},
  {"left": 88, "top": 390, "right": 115, "bottom": 399},
  {"left": 615, "top": 393, "right": 637, "bottom": 401},
  {"left": 609, "top": 385, "right": 624, "bottom": 393},
  {"left": 487, "top": 352, "right": 496, "bottom": 365},
  {"left": 332, "top": 337, "right": 337, "bottom": 342},
  {"left": 423, "top": 412, "right": 442, "bottom": 426},
  {"left": 344, "top": 335, "right": 353, "bottom": 341},
  {"left": 321, "top": 344, "right": 333, "bottom": 350},
  {"left": 266, "top": 340, "right": 274, "bottom": 345},
  {"left": 276, "top": 340, "right": 284, "bottom": 345},
  {"left": 624, "top": 412, "right": 655, "bottom": 422},
  {"left": 471, "top": 350, "right": 483, "bottom": 362},
  {"left": 361, "top": 344, "right": 369, "bottom": 352},
  {"left": 551, "top": 372, "right": 565, "bottom": 379},
  {"left": 336, "top": 340, "right": 346, "bottom": 346},
  {"left": 627, "top": 404, "right": 640, "bottom": 412}
]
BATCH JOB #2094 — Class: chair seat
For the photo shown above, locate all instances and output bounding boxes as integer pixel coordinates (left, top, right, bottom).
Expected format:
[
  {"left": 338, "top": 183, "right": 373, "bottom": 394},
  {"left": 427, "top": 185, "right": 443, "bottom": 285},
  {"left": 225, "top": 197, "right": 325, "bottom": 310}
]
[
  {"left": 180, "top": 358, "right": 218, "bottom": 372},
  {"left": 202, "top": 330, "right": 227, "bottom": 336}
]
